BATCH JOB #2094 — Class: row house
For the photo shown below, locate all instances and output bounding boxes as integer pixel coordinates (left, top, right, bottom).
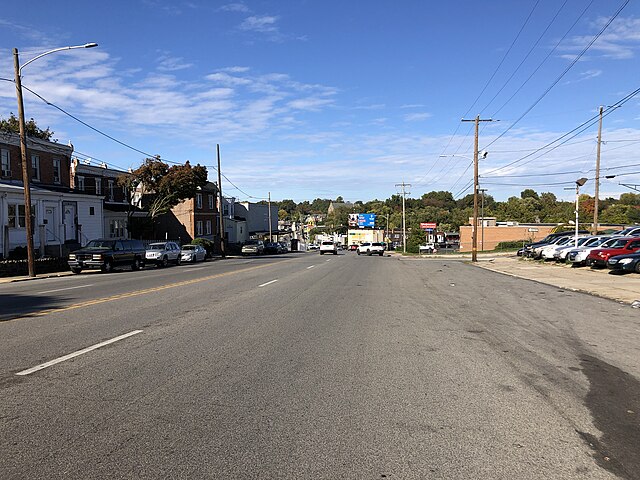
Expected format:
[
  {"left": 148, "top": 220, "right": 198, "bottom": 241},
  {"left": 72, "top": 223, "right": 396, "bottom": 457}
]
[
  {"left": 70, "top": 158, "right": 143, "bottom": 240},
  {"left": 0, "top": 131, "right": 102, "bottom": 259}
]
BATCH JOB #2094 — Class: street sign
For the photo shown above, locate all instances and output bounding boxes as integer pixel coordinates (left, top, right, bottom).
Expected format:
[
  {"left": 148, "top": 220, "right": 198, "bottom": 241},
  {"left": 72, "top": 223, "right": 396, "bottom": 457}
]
[
  {"left": 420, "top": 222, "right": 437, "bottom": 230},
  {"left": 358, "top": 213, "right": 376, "bottom": 227}
]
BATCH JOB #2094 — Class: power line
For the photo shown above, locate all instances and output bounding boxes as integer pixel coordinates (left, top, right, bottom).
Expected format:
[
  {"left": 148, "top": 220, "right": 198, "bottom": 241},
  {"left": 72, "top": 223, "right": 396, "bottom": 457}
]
[{"left": 482, "top": 0, "right": 630, "bottom": 149}]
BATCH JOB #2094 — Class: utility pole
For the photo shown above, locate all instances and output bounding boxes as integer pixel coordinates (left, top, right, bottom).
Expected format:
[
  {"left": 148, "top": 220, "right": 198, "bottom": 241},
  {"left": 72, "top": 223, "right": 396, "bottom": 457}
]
[
  {"left": 593, "top": 105, "right": 603, "bottom": 235},
  {"left": 216, "top": 144, "right": 225, "bottom": 258},
  {"left": 268, "top": 191, "right": 272, "bottom": 242},
  {"left": 14, "top": 48, "right": 35, "bottom": 277},
  {"left": 479, "top": 188, "right": 487, "bottom": 252},
  {"left": 462, "top": 115, "right": 494, "bottom": 262},
  {"left": 395, "top": 182, "right": 410, "bottom": 253}
]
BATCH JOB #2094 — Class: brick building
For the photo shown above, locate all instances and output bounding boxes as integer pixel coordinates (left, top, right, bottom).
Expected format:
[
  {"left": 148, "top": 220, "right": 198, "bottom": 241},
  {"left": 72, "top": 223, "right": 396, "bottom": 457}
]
[{"left": 459, "top": 217, "right": 557, "bottom": 251}]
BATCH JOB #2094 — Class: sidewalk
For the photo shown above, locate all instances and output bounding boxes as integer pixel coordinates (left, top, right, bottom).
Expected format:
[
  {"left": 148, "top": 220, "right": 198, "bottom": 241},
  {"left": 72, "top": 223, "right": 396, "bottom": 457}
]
[{"left": 474, "top": 255, "right": 640, "bottom": 305}]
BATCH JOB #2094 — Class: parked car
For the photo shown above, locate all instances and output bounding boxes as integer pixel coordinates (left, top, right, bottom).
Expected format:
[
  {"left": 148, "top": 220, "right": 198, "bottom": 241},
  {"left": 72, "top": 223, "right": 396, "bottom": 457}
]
[
  {"left": 68, "top": 239, "right": 146, "bottom": 274},
  {"left": 357, "top": 242, "right": 384, "bottom": 256},
  {"left": 607, "top": 251, "right": 640, "bottom": 274},
  {"left": 264, "top": 242, "right": 280, "bottom": 255},
  {"left": 554, "top": 236, "right": 597, "bottom": 262},
  {"left": 180, "top": 244, "right": 207, "bottom": 263},
  {"left": 242, "top": 240, "right": 264, "bottom": 255},
  {"left": 540, "top": 235, "right": 582, "bottom": 260},
  {"left": 277, "top": 242, "right": 289, "bottom": 253},
  {"left": 523, "top": 230, "right": 589, "bottom": 258},
  {"left": 349, "top": 244, "right": 358, "bottom": 251},
  {"left": 419, "top": 243, "right": 437, "bottom": 254},
  {"left": 586, "top": 237, "right": 640, "bottom": 268},
  {"left": 319, "top": 241, "right": 338, "bottom": 255},
  {"left": 146, "top": 241, "right": 182, "bottom": 267},
  {"left": 614, "top": 226, "right": 640, "bottom": 236},
  {"left": 308, "top": 243, "right": 319, "bottom": 250},
  {"left": 567, "top": 236, "right": 616, "bottom": 266}
]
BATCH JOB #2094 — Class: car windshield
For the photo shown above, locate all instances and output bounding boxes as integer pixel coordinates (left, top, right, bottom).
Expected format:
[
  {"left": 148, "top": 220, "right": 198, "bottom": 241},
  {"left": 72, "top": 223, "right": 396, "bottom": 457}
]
[
  {"left": 372, "top": 243, "right": 382, "bottom": 246},
  {"left": 608, "top": 239, "right": 629, "bottom": 248},
  {"left": 85, "top": 240, "right": 115, "bottom": 249},
  {"left": 148, "top": 244, "right": 166, "bottom": 250},
  {"left": 182, "top": 245, "right": 196, "bottom": 251},
  {"left": 322, "top": 242, "right": 333, "bottom": 245},
  {"left": 245, "top": 241, "right": 258, "bottom": 245}
]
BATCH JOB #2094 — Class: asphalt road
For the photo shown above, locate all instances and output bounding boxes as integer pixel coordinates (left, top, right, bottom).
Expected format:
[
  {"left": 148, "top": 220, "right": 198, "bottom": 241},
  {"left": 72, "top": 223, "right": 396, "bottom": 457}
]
[{"left": 1, "top": 252, "right": 638, "bottom": 479}]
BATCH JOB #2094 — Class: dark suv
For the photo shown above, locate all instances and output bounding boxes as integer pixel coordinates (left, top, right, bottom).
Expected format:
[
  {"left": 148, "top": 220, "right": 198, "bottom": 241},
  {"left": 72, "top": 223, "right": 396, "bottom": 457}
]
[{"left": 68, "top": 239, "right": 147, "bottom": 274}]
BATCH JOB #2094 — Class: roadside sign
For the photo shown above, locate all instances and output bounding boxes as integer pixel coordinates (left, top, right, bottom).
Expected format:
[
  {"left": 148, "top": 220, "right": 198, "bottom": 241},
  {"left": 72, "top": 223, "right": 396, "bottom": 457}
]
[
  {"left": 358, "top": 213, "right": 376, "bottom": 227},
  {"left": 528, "top": 228, "right": 539, "bottom": 232},
  {"left": 420, "top": 222, "right": 437, "bottom": 230}
]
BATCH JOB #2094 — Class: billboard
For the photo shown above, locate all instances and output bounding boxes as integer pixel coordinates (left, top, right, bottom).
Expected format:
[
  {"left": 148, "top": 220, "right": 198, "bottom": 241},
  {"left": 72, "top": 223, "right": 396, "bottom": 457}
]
[
  {"left": 420, "top": 222, "right": 437, "bottom": 231},
  {"left": 358, "top": 213, "right": 376, "bottom": 228},
  {"left": 348, "top": 213, "right": 359, "bottom": 227}
]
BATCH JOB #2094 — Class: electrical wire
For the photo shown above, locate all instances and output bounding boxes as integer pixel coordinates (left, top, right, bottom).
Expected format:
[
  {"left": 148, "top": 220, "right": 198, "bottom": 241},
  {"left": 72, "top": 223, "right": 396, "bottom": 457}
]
[{"left": 482, "top": 0, "right": 630, "bottom": 149}]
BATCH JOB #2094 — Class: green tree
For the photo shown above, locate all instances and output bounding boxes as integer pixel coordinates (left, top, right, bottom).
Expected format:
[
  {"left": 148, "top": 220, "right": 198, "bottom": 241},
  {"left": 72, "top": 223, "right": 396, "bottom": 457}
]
[
  {"left": 121, "top": 157, "right": 208, "bottom": 222},
  {"left": 0, "top": 113, "right": 55, "bottom": 141}
]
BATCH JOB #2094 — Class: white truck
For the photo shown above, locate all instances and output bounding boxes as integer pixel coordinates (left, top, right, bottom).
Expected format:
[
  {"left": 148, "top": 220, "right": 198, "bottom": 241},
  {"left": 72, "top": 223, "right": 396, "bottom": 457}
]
[{"left": 357, "top": 242, "right": 384, "bottom": 256}]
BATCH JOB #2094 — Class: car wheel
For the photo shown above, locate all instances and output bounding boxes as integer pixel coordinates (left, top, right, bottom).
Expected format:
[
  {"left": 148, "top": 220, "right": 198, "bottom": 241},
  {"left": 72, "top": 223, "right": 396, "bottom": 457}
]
[
  {"left": 101, "top": 260, "right": 113, "bottom": 273},
  {"left": 357, "top": 251, "right": 361, "bottom": 255},
  {"left": 71, "top": 267, "right": 82, "bottom": 274},
  {"left": 379, "top": 252, "right": 383, "bottom": 256},
  {"left": 193, "top": 255, "right": 198, "bottom": 263},
  {"left": 635, "top": 261, "right": 640, "bottom": 274},
  {"left": 131, "top": 258, "right": 141, "bottom": 271},
  {"left": 160, "top": 256, "right": 168, "bottom": 268},
  {"left": 334, "top": 251, "right": 337, "bottom": 255},
  {"left": 176, "top": 256, "right": 181, "bottom": 266},
  {"left": 367, "top": 251, "right": 372, "bottom": 256},
  {"left": 320, "top": 251, "right": 324, "bottom": 255}
]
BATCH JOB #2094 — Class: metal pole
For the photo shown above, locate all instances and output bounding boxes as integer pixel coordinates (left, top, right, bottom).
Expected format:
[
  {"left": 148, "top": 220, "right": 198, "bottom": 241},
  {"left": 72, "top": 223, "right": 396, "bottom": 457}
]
[
  {"left": 216, "top": 144, "right": 225, "bottom": 258},
  {"left": 575, "top": 183, "right": 580, "bottom": 248},
  {"left": 268, "top": 191, "right": 272, "bottom": 242},
  {"left": 593, "top": 106, "right": 603, "bottom": 235},
  {"left": 472, "top": 116, "right": 479, "bottom": 262},
  {"left": 14, "top": 48, "right": 35, "bottom": 277},
  {"left": 480, "top": 189, "right": 486, "bottom": 252}
]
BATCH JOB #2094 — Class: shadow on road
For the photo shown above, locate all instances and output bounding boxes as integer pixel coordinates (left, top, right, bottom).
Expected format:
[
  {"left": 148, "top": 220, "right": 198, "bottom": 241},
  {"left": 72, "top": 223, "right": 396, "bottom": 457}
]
[{"left": 0, "top": 294, "right": 67, "bottom": 322}]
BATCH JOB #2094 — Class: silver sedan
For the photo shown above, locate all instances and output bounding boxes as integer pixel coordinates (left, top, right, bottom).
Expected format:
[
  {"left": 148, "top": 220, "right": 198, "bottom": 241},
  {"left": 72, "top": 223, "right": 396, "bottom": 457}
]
[{"left": 180, "top": 244, "right": 207, "bottom": 263}]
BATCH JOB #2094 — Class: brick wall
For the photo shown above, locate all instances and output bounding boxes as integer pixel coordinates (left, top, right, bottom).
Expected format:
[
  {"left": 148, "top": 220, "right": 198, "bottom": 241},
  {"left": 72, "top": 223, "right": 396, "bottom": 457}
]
[
  {"left": 459, "top": 225, "right": 557, "bottom": 251},
  {"left": 1, "top": 139, "right": 71, "bottom": 188}
]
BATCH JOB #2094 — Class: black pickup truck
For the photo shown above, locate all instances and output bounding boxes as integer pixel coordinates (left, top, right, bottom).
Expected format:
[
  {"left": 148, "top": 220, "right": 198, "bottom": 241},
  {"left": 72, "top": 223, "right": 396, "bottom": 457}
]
[{"left": 68, "top": 239, "right": 146, "bottom": 274}]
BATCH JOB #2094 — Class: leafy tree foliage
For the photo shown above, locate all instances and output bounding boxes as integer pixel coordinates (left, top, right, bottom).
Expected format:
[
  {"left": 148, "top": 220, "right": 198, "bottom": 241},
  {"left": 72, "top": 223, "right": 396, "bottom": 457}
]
[{"left": 0, "top": 113, "right": 55, "bottom": 141}]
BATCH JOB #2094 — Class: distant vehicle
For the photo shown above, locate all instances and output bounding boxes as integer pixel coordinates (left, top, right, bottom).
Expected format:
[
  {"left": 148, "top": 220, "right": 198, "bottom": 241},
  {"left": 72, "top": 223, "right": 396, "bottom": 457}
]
[
  {"left": 180, "top": 244, "right": 207, "bottom": 263},
  {"left": 277, "top": 242, "right": 289, "bottom": 253},
  {"left": 146, "top": 241, "right": 182, "bottom": 267},
  {"left": 68, "top": 239, "right": 146, "bottom": 274},
  {"left": 586, "top": 237, "right": 640, "bottom": 268},
  {"left": 419, "top": 243, "right": 437, "bottom": 254},
  {"left": 242, "top": 240, "right": 265, "bottom": 255},
  {"left": 308, "top": 244, "right": 319, "bottom": 250},
  {"left": 264, "top": 242, "right": 280, "bottom": 255},
  {"left": 607, "top": 251, "right": 640, "bottom": 274},
  {"left": 349, "top": 244, "right": 358, "bottom": 251},
  {"left": 357, "top": 242, "right": 384, "bottom": 256},
  {"left": 615, "top": 226, "right": 640, "bottom": 236},
  {"left": 522, "top": 230, "right": 589, "bottom": 258},
  {"left": 319, "top": 241, "right": 338, "bottom": 255},
  {"left": 567, "top": 236, "right": 616, "bottom": 266}
]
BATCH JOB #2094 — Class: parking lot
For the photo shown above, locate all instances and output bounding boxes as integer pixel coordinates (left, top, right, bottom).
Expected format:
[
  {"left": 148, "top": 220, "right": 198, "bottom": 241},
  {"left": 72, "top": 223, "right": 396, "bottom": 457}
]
[{"left": 476, "top": 255, "right": 640, "bottom": 304}]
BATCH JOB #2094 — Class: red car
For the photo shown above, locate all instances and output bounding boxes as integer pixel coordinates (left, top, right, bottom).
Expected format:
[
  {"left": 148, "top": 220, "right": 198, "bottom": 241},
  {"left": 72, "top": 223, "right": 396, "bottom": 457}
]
[{"left": 586, "top": 237, "right": 640, "bottom": 268}]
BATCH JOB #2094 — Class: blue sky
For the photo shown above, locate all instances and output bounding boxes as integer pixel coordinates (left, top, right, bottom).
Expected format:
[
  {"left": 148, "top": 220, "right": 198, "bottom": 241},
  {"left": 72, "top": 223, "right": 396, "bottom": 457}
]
[{"left": 1, "top": 0, "right": 640, "bottom": 203}]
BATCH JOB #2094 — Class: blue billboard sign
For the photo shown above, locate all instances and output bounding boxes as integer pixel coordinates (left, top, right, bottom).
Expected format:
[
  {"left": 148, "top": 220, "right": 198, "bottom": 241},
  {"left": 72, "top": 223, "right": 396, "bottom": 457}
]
[{"left": 357, "top": 213, "right": 376, "bottom": 227}]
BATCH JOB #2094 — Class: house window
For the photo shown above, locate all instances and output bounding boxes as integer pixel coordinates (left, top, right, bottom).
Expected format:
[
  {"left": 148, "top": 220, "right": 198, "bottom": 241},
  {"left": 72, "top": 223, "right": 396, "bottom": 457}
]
[
  {"left": 77, "top": 176, "right": 85, "bottom": 191},
  {"left": 95, "top": 178, "right": 102, "bottom": 195},
  {"left": 223, "top": 204, "right": 229, "bottom": 216},
  {"left": 206, "top": 220, "right": 212, "bottom": 235},
  {"left": 122, "top": 185, "right": 127, "bottom": 203},
  {"left": 31, "top": 154, "right": 40, "bottom": 181},
  {"left": 89, "top": 207, "right": 95, "bottom": 216},
  {"left": 7, "top": 204, "right": 34, "bottom": 228},
  {"left": 1, "top": 149, "right": 10, "bottom": 176},
  {"left": 109, "top": 219, "right": 125, "bottom": 238},
  {"left": 196, "top": 193, "right": 202, "bottom": 209},
  {"left": 208, "top": 194, "right": 214, "bottom": 209},
  {"left": 196, "top": 220, "right": 203, "bottom": 236},
  {"left": 52, "top": 158, "right": 61, "bottom": 183},
  {"left": 108, "top": 180, "right": 114, "bottom": 201}
]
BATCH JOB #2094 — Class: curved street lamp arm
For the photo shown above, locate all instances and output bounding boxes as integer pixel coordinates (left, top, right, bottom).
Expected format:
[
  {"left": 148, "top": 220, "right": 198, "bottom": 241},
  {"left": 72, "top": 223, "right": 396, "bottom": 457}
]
[{"left": 19, "top": 43, "right": 98, "bottom": 75}]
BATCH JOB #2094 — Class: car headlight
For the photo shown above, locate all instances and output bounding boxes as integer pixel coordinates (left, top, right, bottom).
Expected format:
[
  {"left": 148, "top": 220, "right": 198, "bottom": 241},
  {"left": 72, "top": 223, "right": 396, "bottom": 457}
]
[
  {"left": 619, "top": 258, "right": 634, "bottom": 265},
  {"left": 68, "top": 254, "right": 76, "bottom": 260},
  {"left": 92, "top": 254, "right": 102, "bottom": 260}
]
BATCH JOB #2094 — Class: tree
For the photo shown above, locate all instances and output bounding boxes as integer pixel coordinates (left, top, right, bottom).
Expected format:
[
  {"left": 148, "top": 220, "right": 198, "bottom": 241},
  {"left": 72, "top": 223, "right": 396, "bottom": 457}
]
[
  {"left": 120, "top": 157, "right": 208, "bottom": 224},
  {"left": 520, "top": 189, "right": 539, "bottom": 200},
  {"left": 0, "top": 113, "right": 55, "bottom": 141}
]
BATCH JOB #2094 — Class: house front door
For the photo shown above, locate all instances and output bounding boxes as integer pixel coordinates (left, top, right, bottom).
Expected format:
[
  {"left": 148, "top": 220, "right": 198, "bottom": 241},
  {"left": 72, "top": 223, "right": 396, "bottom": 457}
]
[
  {"left": 63, "top": 203, "right": 76, "bottom": 242},
  {"left": 45, "top": 206, "right": 56, "bottom": 242}
]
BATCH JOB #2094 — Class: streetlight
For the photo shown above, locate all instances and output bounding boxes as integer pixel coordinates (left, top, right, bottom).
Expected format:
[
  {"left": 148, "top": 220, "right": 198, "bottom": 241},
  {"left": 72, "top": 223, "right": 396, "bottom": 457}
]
[
  {"left": 479, "top": 188, "right": 487, "bottom": 251},
  {"left": 440, "top": 150, "right": 488, "bottom": 260},
  {"left": 13, "top": 43, "right": 97, "bottom": 277},
  {"left": 574, "top": 177, "right": 588, "bottom": 247}
]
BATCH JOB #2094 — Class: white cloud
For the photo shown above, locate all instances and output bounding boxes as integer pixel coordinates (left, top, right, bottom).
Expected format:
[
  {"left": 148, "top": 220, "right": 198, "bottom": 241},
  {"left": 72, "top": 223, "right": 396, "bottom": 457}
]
[
  {"left": 239, "top": 15, "right": 279, "bottom": 34},
  {"left": 219, "top": 3, "right": 250, "bottom": 13},
  {"left": 156, "top": 54, "right": 193, "bottom": 72},
  {"left": 404, "top": 112, "right": 432, "bottom": 122},
  {"left": 560, "top": 16, "right": 640, "bottom": 60}
]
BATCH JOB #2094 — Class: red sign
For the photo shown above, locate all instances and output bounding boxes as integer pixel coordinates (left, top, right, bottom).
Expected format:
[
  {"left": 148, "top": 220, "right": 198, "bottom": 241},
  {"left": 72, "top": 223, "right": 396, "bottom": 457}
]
[{"left": 420, "top": 222, "right": 437, "bottom": 230}]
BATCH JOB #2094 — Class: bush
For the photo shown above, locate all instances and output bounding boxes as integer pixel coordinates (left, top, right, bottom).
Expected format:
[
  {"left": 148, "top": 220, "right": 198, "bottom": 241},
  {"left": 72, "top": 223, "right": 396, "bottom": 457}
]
[
  {"left": 495, "top": 240, "right": 526, "bottom": 250},
  {"left": 192, "top": 238, "right": 216, "bottom": 257}
]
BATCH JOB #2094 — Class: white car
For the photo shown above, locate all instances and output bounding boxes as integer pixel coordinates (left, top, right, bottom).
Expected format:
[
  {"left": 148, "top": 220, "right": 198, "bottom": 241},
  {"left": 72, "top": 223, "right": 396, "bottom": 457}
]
[
  {"left": 319, "top": 241, "right": 338, "bottom": 255},
  {"left": 540, "top": 236, "right": 581, "bottom": 260},
  {"left": 357, "top": 242, "right": 384, "bottom": 256},
  {"left": 146, "top": 241, "right": 182, "bottom": 267},
  {"left": 419, "top": 243, "right": 437, "bottom": 254},
  {"left": 568, "top": 236, "right": 616, "bottom": 266},
  {"left": 180, "top": 244, "right": 207, "bottom": 263}
]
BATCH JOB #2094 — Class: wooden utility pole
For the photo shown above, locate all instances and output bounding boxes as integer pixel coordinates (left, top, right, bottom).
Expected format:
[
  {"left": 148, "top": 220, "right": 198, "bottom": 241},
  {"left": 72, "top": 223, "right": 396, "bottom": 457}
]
[
  {"left": 395, "top": 182, "right": 410, "bottom": 253},
  {"left": 461, "top": 115, "right": 494, "bottom": 262},
  {"left": 216, "top": 144, "right": 225, "bottom": 258},
  {"left": 593, "top": 106, "right": 604, "bottom": 235},
  {"left": 14, "top": 48, "right": 36, "bottom": 277},
  {"left": 268, "top": 191, "right": 272, "bottom": 242}
]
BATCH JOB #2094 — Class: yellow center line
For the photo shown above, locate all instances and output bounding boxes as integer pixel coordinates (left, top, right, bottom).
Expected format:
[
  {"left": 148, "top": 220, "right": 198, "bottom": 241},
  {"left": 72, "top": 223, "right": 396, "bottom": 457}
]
[{"left": 18, "top": 260, "right": 291, "bottom": 320}]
